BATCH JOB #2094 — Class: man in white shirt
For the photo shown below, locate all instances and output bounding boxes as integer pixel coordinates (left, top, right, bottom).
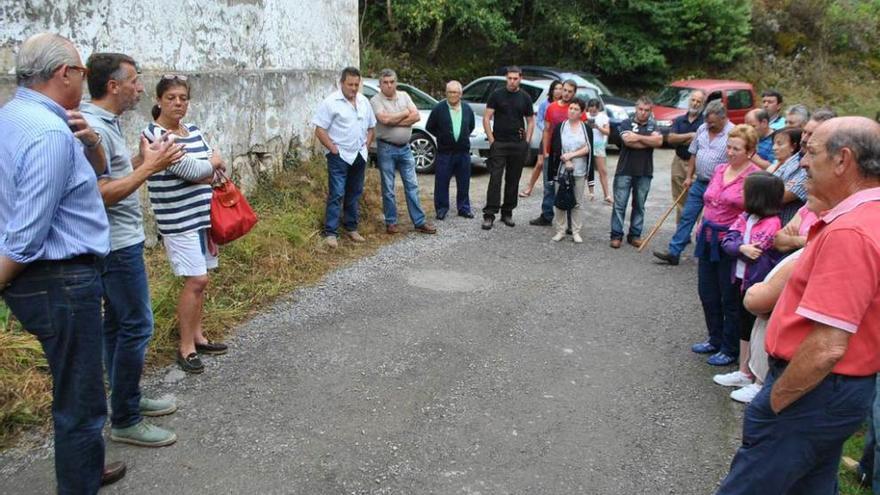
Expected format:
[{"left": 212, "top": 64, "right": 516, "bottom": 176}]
[{"left": 313, "top": 67, "right": 376, "bottom": 248}]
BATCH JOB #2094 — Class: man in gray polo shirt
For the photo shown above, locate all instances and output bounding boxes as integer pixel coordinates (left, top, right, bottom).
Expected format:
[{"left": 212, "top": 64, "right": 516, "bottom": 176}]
[
  {"left": 82, "top": 53, "right": 184, "bottom": 447},
  {"left": 370, "top": 69, "right": 436, "bottom": 235},
  {"left": 654, "top": 100, "right": 734, "bottom": 265}
]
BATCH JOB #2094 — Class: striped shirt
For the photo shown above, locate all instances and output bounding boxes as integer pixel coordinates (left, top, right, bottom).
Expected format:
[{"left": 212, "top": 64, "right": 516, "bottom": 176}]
[
  {"left": 0, "top": 88, "right": 109, "bottom": 263},
  {"left": 689, "top": 120, "right": 734, "bottom": 181},
  {"left": 773, "top": 152, "right": 808, "bottom": 225},
  {"left": 143, "top": 122, "right": 215, "bottom": 235}
]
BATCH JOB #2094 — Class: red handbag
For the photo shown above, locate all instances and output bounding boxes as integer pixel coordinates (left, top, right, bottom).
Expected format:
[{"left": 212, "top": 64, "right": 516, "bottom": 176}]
[{"left": 209, "top": 172, "right": 258, "bottom": 244}]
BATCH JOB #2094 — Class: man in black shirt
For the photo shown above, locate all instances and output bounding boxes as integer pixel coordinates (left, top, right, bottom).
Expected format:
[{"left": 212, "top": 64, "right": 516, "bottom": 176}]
[
  {"left": 481, "top": 66, "right": 535, "bottom": 230},
  {"left": 609, "top": 96, "right": 663, "bottom": 248},
  {"left": 666, "top": 90, "right": 705, "bottom": 222}
]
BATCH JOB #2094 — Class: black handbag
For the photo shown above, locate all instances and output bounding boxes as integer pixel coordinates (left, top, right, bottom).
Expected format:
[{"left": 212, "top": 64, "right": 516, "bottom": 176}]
[{"left": 554, "top": 170, "right": 577, "bottom": 211}]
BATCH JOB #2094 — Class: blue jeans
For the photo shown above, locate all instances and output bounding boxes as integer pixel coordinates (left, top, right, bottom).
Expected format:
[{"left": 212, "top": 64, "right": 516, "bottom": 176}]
[
  {"left": 610, "top": 175, "right": 652, "bottom": 240},
  {"left": 697, "top": 250, "right": 740, "bottom": 357},
  {"left": 2, "top": 259, "right": 106, "bottom": 494},
  {"left": 434, "top": 152, "right": 472, "bottom": 216},
  {"left": 668, "top": 179, "right": 708, "bottom": 256},
  {"left": 717, "top": 360, "right": 873, "bottom": 494},
  {"left": 377, "top": 141, "right": 426, "bottom": 227},
  {"left": 100, "top": 242, "right": 153, "bottom": 428},
  {"left": 324, "top": 153, "right": 366, "bottom": 237},
  {"left": 541, "top": 156, "right": 555, "bottom": 221}
]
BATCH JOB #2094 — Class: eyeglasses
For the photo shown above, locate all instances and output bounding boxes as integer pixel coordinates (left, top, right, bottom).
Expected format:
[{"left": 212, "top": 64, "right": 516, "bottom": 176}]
[
  {"left": 162, "top": 74, "right": 188, "bottom": 81},
  {"left": 67, "top": 65, "right": 89, "bottom": 77}
]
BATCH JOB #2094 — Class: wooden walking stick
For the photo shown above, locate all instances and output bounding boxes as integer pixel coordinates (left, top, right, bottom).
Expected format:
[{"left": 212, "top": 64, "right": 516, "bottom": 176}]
[{"left": 638, "top": 187, "right": 689, "bottom": 253}]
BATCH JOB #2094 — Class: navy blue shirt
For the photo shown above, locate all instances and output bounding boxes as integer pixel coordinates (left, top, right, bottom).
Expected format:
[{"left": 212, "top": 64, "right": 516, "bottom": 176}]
[
  {"left": 670, "top": 113, "right": 704, "bottom": 161},
  {"left": 615, "top": 117, "right": 657, "bottom": 177}
]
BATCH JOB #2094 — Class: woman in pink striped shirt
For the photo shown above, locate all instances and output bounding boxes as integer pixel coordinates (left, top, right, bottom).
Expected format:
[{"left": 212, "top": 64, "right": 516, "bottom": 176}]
[{"left": 690, "top": 125, "right": 762, "bottom": 367}]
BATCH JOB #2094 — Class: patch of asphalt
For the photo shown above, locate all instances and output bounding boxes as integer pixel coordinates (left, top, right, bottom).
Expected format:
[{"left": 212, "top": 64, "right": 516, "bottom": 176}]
[{"left": 0, "top": 149, "right": 745, "bottom": 494}]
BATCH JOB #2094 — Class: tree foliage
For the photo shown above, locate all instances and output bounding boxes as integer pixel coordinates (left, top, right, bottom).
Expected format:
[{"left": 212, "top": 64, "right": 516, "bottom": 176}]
[{"left": 360, "top": 0, "right": 879, "bottom": 90}]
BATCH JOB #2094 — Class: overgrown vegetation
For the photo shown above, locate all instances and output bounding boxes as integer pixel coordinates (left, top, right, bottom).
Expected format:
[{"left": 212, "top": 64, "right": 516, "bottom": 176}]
[
  {"left": 360, "top": 0, "right": 880, "bottom": 117},
  {"left": 0, "top": 156, "right": 408, "bottom": 447}
]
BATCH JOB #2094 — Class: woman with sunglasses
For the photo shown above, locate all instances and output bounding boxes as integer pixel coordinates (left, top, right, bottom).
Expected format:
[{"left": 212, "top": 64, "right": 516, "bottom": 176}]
[{"left": 143, "top": 75, "right": 227, "bottom": 373}]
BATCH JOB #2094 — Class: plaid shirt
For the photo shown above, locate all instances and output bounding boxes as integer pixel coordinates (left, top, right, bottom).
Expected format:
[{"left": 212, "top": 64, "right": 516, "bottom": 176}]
[
  {"left": 773, "top": 152, "right": 808, "bottom": 225},
  {"left": 689, "top": 120, "right": 735, "bottom": 181}
]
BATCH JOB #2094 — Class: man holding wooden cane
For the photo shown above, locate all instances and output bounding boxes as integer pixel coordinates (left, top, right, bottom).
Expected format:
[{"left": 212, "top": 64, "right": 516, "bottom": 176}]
[{"left": 653, "top": 100, "right": 733, "bottom": 265}]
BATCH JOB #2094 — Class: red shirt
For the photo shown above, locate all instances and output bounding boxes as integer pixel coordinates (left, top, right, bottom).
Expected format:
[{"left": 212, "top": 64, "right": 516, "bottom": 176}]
[
  {"left": 765, "top": 187, "right": 880, "bottom": 376},
  {"left": 544, "top": 101, "right": 586, "bottom": 152}
]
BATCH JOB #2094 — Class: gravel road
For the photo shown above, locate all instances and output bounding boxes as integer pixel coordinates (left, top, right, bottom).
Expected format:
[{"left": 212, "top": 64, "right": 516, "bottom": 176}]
[{"left": 0, "top": 148, "right": 745, "bottom": 495}]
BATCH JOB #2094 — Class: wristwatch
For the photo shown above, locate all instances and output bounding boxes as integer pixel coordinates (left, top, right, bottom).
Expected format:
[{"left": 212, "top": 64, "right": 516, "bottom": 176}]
[{"left": 85, "top": 133, "right": 103, "bottom": 149}]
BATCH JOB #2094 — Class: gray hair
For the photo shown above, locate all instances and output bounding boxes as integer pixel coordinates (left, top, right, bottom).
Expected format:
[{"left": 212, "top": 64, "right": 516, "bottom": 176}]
[
  {"left": 15, "top": 33, "right": 78, "bottom": 87},
  {"left": 786, "top": 104, "right": 810, "bottom": 123},
  {"left": 379, "top": 68, "right": 397, "bottom": 81},
  {"left": 826, "top": 120, "right": 880, "bottom": 178},
  {"left": 811, "top": 108, "right": 837, "bottom": 123},
  {"left": 705, "top": 100, "right": 727, "bottom": 118}
]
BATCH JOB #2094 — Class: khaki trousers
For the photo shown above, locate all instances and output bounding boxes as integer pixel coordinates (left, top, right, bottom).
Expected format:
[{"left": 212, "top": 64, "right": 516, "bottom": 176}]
[
  {"left": 554, "top": 176, "right": 585, "bottom": 235},
  {"left": 670, "top": 155, "right": 689, "bottom": 222}
]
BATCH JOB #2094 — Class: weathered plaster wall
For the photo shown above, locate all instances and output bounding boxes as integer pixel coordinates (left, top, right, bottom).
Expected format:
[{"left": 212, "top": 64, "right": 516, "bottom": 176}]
[{"left": 1, "top": 0, "right": 358, "bottom": 242}]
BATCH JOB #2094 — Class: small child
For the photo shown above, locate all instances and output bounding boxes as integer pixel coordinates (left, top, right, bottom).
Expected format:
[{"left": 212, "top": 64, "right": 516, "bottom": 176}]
[
  {"left": 767, "top": 127, "right": 802, "bottom": 173},
  {"left": 713, "top": 172, "right": 785, "bottom": 391}
]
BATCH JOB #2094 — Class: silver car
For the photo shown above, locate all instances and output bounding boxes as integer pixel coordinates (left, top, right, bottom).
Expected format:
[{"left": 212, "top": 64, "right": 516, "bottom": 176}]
[
  {"left": 361, "top": 78, "right": 439, "bottom": 173},
  {"left": 462, "top": 76, "right": 600, "bottom": 166}
]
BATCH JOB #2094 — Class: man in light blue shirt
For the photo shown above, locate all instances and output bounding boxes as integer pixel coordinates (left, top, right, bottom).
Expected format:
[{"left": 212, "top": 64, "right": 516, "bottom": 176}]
[
  {"left": 313, "top": 67, "right": 376, "bottom": 248},
  {"left": 0, "top": 33, "right": 124, "bottom": 492},
  {"left": 654, "top": 100, "right": 733, "bottom": 265},
  {"left": 82, "top": 52, "right": 184, "bottom": 450}
]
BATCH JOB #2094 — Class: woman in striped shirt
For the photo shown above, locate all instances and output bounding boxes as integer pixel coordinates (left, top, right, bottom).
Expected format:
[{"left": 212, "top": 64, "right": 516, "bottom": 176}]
[{"left": 144, "top": 75, "right": 227, "bottom": 373}]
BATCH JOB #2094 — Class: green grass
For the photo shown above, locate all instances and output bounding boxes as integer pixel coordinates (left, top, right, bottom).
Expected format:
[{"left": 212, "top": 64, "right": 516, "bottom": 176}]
[
  {"left": 0, "top": 155, "right": 407, "bottom": 447},
  {"left": 841, "top": 428, "right": 871, "bottom": 494}
]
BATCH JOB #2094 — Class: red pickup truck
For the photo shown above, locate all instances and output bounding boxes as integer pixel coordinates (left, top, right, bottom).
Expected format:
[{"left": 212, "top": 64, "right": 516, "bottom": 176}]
[{"left": 652, "top": 79, "right": 757, "bottom": 132}]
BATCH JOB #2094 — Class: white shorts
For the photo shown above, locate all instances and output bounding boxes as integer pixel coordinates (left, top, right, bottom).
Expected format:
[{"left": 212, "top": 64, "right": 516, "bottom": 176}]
[
  {"left": 593, "top": 140, "right": 607, "bottom": 157},
  {"left": 163, "top": 229, "right": 218, "bottom": 277}
]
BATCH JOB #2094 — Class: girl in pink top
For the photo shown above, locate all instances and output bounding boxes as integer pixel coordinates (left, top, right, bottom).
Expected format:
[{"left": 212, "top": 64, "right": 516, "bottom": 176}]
[
  {"left": 715, "top": 172, "right": 785, "bottom": 388},
  {"left": 691, "top": 125, "right": 763, "bottom": 367}
]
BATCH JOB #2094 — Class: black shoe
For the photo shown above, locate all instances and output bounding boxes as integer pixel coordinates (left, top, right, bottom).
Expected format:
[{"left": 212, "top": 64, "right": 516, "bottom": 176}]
[
  {"left": 177, "top": 352, "right": 205, "bottom": 374},
  {"left": 652, "top": 250, "right": 680, "bottom": 266},
  {"left": 195, "top": 340, "right": 228, "bottom": 356},
  {"left": 481, "top": 216, "right": 494, "bottom": 230},
  {"left": 436, "top": 213, "right": 446, "bottom": 220},
  {"left": 457, "top": 211, "right": 475, "bottom": 219},
  {"left": 566, "top": 228, "right": 572, "bottom": 235},
  {"left": 529, "top": 216, "right": 553, "bottom": 226},
  {"left": 500, "top": 216, "right": 515, "bottom": 227}
]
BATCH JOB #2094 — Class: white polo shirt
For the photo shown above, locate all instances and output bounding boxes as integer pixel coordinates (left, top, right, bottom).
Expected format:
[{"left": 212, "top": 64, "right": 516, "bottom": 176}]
[{"left": 312, "top": 90, "right": 376, "bottom": 165}]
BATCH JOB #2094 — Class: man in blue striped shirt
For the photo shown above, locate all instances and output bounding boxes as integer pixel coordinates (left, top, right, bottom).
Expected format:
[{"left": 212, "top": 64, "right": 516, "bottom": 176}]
[
  {"left": 654, "top": 100, "right": 734, "bottom": 265},
  {"left": 0, "top": 33, "right": 124, "bottom": 492}
]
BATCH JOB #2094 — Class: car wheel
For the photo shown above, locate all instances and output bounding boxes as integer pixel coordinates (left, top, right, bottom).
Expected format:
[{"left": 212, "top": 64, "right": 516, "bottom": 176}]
[{"left": 410, "top": 132, "right": 437, "bottom": 174}]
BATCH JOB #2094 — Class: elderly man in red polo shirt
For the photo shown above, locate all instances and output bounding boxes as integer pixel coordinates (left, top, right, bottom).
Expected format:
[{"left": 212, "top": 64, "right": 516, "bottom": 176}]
[{"left": 716, "top": 116, "right": 880, "bottom": 494}]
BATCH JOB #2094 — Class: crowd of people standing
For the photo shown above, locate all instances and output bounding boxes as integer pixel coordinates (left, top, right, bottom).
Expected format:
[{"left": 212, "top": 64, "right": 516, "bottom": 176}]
[{"left": 3, "top": 31, "right": 880, "bottom": 494}]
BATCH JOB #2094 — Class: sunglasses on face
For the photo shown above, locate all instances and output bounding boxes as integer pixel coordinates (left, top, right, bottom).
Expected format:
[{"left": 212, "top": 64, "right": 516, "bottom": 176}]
[{"left": 162, "top": 74, "right": 188, "bottom": 81}]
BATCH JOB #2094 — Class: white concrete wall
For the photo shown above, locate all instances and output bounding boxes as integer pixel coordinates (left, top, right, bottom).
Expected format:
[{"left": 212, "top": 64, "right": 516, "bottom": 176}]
[{"left": 1, "top": 0, "right": 359, "bottom": 241}]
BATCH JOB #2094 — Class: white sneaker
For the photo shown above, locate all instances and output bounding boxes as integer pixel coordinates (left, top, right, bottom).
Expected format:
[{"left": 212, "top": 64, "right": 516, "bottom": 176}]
[
  {"left": 712, "top": 370, "right": 752, "bottom": 387},
  {"left": 551, "top": 232, "right": 565, "bottom": 242},
  {"left": 730, "top": 383, "right": 762, "bottom": 403},
  {"left": 572, "top": 233, "right": 583, "bottom": 243}
]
